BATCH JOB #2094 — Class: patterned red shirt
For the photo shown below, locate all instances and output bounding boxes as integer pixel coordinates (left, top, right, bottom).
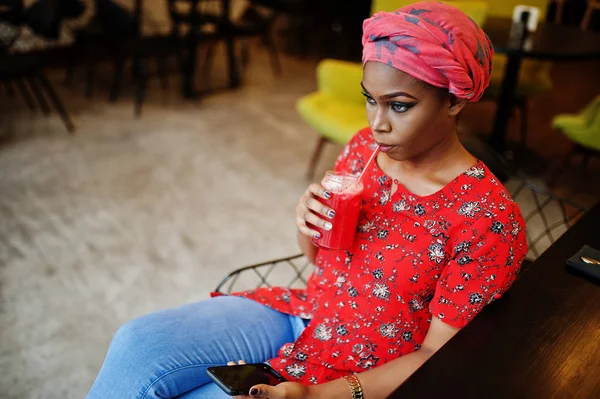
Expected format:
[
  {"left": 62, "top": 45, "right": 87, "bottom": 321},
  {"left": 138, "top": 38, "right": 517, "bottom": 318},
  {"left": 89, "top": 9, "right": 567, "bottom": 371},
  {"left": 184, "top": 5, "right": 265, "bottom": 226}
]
[{"left": 234, "top": 128, "right": 527, "bottom": 384}]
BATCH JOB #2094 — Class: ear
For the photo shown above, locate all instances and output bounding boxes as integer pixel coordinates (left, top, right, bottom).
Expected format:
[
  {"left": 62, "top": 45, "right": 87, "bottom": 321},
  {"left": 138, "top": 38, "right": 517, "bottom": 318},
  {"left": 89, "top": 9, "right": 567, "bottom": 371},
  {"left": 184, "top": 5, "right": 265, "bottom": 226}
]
[{"left": 448, "top": 95, "right": 467, "bottom": 116}]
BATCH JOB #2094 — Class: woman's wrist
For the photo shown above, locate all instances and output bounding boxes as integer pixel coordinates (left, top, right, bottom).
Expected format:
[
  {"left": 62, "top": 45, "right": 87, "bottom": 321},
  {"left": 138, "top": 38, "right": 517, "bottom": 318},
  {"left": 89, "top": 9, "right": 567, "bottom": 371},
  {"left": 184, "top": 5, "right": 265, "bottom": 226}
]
[
  {"left": 342, "top": 374, "right": 364, "bottom": 399},
  {"left": 304, "top": 377, "right": 358, "bottom": 399},
  {"left": 297, "top": 230, "right": 318, "bottom": 263}
]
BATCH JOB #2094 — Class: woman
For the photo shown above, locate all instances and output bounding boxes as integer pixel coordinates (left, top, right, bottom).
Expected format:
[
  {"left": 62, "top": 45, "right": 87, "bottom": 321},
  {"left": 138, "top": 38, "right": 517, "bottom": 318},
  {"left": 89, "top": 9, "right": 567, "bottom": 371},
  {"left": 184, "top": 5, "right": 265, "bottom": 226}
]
[{"left": 87, "top": 2, "right": 527, "bottom": 398}]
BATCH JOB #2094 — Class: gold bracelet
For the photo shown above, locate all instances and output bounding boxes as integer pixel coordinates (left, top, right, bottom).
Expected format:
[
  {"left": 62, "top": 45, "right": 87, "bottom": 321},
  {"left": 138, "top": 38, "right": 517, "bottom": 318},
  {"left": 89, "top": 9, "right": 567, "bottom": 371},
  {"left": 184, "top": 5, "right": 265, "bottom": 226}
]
[{"left": 343, "top": 374, "right": 364, "bottom": 399}]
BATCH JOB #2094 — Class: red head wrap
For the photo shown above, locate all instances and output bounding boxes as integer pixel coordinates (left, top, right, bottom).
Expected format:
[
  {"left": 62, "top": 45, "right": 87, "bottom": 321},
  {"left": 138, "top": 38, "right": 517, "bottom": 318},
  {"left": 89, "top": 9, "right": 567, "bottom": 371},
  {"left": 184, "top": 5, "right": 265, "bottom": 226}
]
[{"left": 362, "top": 1, "right": 493, "bottom": 101}]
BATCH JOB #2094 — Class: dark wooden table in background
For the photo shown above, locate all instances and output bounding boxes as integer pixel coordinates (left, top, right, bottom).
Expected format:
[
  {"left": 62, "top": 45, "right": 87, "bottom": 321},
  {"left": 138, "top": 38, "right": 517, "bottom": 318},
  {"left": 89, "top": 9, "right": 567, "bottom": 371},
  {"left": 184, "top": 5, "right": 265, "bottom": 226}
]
[
  {"left": 390, "top": 202, "right": 600, "bottom": 399},
  {"left": 483, "top": 17, "right": 600, "bottom": 152}
]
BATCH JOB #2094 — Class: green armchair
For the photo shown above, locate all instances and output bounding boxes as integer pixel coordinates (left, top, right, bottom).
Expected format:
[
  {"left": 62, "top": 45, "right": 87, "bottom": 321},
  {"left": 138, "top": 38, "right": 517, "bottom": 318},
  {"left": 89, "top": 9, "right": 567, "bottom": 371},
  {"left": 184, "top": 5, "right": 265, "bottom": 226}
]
[
  {"left": 296, "top": 59, "right": 367, "bottom": 179},
  {"left": 549, "top": 96, "right": 600, "bottom": 186}
]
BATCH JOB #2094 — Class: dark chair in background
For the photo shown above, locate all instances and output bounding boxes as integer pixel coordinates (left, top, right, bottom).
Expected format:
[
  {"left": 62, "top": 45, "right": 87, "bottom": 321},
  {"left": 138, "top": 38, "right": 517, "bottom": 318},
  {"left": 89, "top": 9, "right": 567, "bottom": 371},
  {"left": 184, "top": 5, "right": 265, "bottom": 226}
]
[
  {"left": 64, "top": 0, "right": 176, "bottom": 117},
  {"left": 168, "top": 0, "right": 234, "bottom": 97},
  {"left": 168, "top": 0, "right": 282, "bottom": 98},
  {"left": 1, "top": 52, "right": 76, "bottom": 133},
  {"left": 582, "top": 0, "right": 600, "bottom": 29},
  {"left": 1, "top": 0, "right": 75, "bottom": 132},
  {"left": 228, "top": 1, "right": 282, "bottom": 78}
]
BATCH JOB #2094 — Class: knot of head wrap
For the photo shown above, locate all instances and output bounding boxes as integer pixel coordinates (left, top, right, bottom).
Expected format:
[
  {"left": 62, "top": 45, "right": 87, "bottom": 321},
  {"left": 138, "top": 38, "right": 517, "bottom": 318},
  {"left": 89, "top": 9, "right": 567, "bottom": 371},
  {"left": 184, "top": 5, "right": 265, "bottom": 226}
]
[{"left": 362, "top": 1, "right": 493, "bottom": 101}]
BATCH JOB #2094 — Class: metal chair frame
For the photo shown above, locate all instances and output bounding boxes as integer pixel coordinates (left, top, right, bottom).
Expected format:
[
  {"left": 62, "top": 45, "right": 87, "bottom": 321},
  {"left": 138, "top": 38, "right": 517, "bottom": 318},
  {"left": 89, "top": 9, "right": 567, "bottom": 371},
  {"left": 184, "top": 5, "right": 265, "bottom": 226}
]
[{"left": 508, "top": 178, "right": 589, "bottom": 259}]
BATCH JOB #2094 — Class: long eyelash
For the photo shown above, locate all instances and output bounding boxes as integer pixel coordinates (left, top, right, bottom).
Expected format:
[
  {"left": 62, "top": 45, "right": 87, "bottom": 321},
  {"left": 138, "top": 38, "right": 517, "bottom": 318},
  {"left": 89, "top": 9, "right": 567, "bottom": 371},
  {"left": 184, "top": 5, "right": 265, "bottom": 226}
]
[{"left": 391, "top": 102, "right": 415, "bottom": 109}]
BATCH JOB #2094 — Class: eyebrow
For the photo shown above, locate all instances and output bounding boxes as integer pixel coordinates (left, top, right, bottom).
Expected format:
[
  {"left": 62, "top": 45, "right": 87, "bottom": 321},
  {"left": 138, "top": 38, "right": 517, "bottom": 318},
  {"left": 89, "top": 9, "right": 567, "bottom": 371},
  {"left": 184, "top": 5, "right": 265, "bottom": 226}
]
[{"left": 361, "top": 82, "right": 418, "bottom": 101}]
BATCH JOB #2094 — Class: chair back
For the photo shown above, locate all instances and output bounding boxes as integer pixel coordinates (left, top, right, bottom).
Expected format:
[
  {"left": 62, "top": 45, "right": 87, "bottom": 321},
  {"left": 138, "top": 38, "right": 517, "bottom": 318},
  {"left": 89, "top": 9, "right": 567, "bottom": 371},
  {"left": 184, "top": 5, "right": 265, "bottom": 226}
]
[
  {"left": 370, "top": 1, "right": 489, "bottom": 26},
  {"left": 168, "top": 0, "right": 223, "bottom": 36},
  {"left": 215, "top": 254, "right": 312, "bottom": 294},
  {"left": 505, "top": 178, "right": 588, "bottom": 260},
  {"left": 317, "top": 59, "right": 364, "bottom": 104},
  {"left": 371, "top": 0, "right": 416, "bottom": 14},
  {"left": 582, "top": 95, "right": 600, "bottom": 128}
]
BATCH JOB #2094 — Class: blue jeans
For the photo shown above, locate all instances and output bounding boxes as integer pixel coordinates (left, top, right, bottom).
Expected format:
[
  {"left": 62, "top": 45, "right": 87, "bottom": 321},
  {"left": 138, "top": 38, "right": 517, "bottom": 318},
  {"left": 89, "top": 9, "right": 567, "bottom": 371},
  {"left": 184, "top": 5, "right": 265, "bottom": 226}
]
[{"left": 86, "top": 296, "right": 309, "bottom": 398}]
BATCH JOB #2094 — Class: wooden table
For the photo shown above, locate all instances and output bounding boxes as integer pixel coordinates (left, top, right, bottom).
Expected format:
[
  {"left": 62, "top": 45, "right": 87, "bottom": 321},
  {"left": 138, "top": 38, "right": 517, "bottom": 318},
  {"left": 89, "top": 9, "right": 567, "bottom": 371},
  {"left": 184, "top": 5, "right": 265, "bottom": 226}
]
[
  {"left": 389, "top": 202, "right": 600, "bottom": 399},
  {"left": 483, "top": 17, "right": 600, "bottom": 152}
]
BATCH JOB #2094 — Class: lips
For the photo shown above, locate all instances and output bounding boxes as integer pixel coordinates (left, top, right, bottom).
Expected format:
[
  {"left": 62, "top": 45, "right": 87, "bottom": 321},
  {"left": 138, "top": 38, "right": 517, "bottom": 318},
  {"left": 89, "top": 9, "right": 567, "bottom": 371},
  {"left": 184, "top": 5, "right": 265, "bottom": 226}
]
[{"left": 377, "top": 143, "right": 394, "bottom": 153}]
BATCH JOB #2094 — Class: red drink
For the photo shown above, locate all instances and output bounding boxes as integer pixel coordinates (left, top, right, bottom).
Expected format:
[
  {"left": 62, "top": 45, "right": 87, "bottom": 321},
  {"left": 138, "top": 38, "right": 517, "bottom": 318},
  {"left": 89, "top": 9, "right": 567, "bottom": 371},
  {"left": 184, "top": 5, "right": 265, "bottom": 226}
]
[{"left": 313, "top": 171, "right": 363, "bottom": 251}]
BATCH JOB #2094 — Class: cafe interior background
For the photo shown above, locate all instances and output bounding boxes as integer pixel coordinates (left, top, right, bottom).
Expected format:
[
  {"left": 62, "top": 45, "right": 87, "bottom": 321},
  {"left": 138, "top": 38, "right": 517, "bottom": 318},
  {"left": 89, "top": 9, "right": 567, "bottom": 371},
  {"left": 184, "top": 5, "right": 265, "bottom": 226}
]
[{"left": 1, "top": 0, "right": 599, "bottom": 397}]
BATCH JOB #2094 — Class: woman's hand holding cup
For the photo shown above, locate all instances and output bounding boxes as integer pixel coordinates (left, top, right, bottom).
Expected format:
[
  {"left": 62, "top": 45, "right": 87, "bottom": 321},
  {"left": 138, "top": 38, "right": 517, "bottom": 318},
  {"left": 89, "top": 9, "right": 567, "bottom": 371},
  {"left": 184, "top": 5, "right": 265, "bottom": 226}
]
[{"left": 295, "top": 183, "right": 336, "bottom": 240}]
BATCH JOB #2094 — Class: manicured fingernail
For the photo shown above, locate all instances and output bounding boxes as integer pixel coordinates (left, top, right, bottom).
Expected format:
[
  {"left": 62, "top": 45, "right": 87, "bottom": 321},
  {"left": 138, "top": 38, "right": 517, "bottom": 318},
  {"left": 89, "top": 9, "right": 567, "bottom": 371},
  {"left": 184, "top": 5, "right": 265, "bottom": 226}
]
[
  {"left": 324, "top": 222, "right": 333, "bottom": 231},
  {"left": 324, "top": 191, "right": 332, "bottom": 199},
  {"left": 328, "top": 210, "right": 335, "bottom": 218},
  {"left": 314, "top": 232, "right": 321, "bottom": 239},
  {"left": 250, "top": 387, "right": 259, "bottom": 396}
]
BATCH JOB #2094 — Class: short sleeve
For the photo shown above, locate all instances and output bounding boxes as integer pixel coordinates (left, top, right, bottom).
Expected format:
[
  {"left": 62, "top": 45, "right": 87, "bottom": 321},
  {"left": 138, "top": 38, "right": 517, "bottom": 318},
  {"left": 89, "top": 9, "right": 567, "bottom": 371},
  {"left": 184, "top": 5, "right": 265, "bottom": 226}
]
[
  {"left": 430, "top": 202, "right": 528, "bottom": 329},
  {"left": 334, "top": 127, "right": 375, "bottom": 175}
]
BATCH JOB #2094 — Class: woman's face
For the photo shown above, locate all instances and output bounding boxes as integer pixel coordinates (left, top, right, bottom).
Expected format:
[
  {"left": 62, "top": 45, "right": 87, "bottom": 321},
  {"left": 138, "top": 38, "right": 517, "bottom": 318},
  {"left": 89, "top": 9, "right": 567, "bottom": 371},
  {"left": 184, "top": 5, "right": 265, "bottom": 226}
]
[{"left": 361, "top": 61, "right": 463, "bottom": 161}]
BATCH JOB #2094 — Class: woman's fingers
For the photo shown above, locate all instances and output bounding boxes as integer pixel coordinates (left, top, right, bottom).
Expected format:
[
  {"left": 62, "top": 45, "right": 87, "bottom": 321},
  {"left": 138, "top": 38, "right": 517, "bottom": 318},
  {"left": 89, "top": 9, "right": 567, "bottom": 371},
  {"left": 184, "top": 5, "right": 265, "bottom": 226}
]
[
  {"left": 296, "top": 216, "right": 320, "bottom": 239},
  {"left": 295, "top": 183, "right": 335, "bottom": 240},
  {"left": 304, "top": 210, "right": 333, "bottom": 231},
  {"left": 227, "top": 360, "right": 246, "bottom": 366},
  {"left": 308, "top": 183, "right": 331, "bottom": 200},
  {"left": 305, "top": 196, "right": 335, "bottom": 219}
]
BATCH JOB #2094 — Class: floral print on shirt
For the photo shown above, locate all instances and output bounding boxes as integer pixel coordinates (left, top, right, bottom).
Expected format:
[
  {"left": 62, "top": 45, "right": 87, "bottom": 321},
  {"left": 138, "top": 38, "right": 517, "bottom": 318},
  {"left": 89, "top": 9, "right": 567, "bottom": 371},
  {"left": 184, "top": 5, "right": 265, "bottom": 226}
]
[{"left": 233, "top": 127, "right": 527, "bottom": 385}]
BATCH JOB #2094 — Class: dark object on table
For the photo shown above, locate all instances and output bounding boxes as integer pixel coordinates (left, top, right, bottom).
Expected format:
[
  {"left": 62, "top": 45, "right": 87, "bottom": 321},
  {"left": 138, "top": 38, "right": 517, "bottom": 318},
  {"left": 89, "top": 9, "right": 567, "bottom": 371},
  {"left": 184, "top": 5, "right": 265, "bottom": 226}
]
[
  {"left": 566, "top": 244, "right": 600, "bottom": 282},
  {"left": 390, "top": 202, "right": 600, "bottom": 398}
]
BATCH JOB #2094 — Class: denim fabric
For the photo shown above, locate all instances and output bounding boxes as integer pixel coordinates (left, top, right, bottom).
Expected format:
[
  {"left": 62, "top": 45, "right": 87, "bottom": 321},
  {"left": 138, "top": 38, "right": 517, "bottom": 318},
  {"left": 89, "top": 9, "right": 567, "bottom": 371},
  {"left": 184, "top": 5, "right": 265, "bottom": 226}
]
[{"left": 86, "top": 296, "right": 308, "bottom": 398}]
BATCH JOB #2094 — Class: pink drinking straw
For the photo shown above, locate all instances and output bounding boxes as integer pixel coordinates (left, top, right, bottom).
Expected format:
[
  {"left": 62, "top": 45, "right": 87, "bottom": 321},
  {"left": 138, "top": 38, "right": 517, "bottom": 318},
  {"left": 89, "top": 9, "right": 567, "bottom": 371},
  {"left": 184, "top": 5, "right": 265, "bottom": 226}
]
[{"left": 357, "top": 145, "right": 380, "bottom": 182}]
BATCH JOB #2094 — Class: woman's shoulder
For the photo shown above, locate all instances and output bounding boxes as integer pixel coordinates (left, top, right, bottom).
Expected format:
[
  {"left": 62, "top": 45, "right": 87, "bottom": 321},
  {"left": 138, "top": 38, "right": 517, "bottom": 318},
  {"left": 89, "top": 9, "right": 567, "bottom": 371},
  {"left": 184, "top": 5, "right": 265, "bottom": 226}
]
[{"left": 460, "top": 161, "right": 524, "bottom": 223}]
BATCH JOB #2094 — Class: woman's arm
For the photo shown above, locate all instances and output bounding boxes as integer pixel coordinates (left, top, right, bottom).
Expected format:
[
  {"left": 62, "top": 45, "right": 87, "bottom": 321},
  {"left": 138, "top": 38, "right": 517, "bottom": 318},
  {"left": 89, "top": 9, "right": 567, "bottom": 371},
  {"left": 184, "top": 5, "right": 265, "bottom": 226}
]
[
  {"left": 297, "top": 231, "right": 319, "bottom": 265},
  {"left": 244, "top": 317, "right": 459, "bottom": 399},
  {"left": 309, "top": 317, "right": 459, "bottom": 398}
]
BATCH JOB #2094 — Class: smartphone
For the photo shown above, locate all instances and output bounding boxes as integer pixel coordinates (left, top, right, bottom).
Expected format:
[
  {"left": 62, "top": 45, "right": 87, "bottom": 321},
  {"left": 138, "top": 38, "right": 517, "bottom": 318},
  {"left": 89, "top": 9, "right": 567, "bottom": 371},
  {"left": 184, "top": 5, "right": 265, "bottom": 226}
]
[{"left": 206, "top": 363, "right": 287, "bottom": 396}]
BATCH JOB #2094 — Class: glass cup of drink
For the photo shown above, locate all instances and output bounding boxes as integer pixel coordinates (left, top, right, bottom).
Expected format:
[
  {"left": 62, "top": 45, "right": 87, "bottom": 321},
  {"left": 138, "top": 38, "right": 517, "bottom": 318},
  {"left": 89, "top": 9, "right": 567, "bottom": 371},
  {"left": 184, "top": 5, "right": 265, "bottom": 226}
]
[{"left": 312, "top": 171, "right": 364, "bottom": 251}]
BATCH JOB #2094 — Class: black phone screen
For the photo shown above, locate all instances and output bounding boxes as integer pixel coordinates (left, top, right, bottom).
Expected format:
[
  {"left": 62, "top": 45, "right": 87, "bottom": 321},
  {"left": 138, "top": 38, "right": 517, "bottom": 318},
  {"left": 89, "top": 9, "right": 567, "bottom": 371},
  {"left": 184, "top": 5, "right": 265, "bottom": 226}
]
[{"left": 207, "top": 363, "right": 286, "bottom": 395}]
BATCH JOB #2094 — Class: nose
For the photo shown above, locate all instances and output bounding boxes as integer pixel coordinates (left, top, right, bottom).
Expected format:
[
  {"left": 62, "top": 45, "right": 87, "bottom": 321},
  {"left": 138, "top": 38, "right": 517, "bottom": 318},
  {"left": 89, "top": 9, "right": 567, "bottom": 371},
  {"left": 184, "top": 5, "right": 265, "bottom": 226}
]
[{"left": 370, "top": 106, "right": 391, "bottom": 134}]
